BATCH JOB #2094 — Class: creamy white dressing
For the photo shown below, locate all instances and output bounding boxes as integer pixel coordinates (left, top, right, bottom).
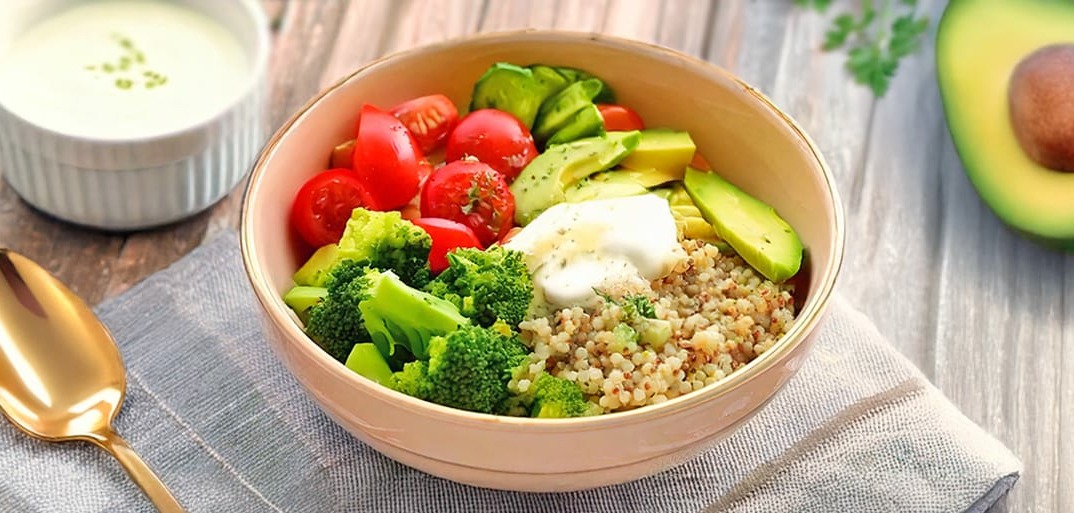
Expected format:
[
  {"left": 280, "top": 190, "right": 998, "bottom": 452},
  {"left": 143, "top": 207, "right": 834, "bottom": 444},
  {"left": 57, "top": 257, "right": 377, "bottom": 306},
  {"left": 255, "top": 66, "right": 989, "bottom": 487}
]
[
  {"left": 0, "top": 0, "right": 250, "bottom": 139},
  {"left": 505, "top": 194, "right": 687, "bottom": 309}
]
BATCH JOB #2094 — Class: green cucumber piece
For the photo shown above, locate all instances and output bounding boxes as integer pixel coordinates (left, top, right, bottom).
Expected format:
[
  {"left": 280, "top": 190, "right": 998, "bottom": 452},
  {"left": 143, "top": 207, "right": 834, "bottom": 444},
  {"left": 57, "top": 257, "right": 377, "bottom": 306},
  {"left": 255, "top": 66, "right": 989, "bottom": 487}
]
[{"left": 469, "top": 62, "right": 543, "bottom": 128}]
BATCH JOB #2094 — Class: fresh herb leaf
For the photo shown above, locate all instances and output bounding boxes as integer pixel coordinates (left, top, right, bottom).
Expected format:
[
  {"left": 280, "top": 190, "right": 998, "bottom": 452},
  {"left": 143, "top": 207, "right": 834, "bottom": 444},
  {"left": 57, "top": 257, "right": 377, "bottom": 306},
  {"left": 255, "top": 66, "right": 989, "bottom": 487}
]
[
  {"left": 795, "top": 0, "right": 834, "bottom": 10},
  {"left": 797, "top": 0, "right": 931, "bottom": 98}
]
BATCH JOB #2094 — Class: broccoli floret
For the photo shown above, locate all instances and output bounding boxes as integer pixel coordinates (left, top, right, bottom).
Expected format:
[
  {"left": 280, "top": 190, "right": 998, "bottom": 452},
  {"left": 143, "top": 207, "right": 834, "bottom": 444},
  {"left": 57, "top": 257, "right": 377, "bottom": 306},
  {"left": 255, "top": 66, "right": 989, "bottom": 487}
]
[
  {"left": 388, "top": 324, "right": 528, "bottom": 414},
  {"left": 424, "top": 246, "right": 533, "bottom": 328},
  {"left": 358, "top": 270, "right": 470, "bottom": 361},
  {"left": 389, "top": 360, "right": 431, "bottom": 398},
  {"left": 303, "top": 260, "right": 377, "bottom": 362},
  {"left": 337, "top": 208, "right": 432, "bottom": 288},
  {"left": 529, "top": 373, "right": 597, "bottom": 418}
]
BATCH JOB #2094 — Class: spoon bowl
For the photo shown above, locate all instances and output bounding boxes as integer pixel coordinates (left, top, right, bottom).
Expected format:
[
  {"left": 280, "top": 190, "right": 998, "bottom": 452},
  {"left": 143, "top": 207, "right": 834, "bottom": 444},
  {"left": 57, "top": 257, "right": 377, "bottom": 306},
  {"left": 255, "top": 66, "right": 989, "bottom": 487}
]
[{"left": 0, "top": 249, "right": 184, "bottom": 512}]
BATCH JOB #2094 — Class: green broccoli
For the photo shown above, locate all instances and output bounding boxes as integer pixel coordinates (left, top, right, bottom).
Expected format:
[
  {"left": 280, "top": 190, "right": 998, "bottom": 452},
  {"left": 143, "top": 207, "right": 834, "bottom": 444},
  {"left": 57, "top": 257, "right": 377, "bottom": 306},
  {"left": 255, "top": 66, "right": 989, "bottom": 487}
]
[
  {"left": 302, "top": 260, "right": 378, "bottom": 362},
  {"left": 337, "top": 208, "right": 432, "bottom": 288},
  {"left": 291, "top": 208, "right": 432, "bottom": 289},
  {"left": 528, "top": 373, "right": 599, "bottom": 418},
  {"left": 387, "top": 324, "right": 528, "bottom": 414},
  {"left": 358, "top": 270, "right": 470, "bottom": 362},
  {"left": 424, "top": 245, "right": 533, "bottom": 328}
]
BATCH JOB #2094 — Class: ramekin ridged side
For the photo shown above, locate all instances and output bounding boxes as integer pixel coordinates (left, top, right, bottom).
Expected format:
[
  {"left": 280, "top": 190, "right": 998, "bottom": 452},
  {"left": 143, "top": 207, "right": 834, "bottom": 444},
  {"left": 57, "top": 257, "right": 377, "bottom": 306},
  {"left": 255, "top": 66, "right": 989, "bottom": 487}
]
[
  {"left": 0, "top": 80, "right": 266, "bottom": 230},
  {"left": 0, "top": 0, "right": 270, "bottom": 231}
]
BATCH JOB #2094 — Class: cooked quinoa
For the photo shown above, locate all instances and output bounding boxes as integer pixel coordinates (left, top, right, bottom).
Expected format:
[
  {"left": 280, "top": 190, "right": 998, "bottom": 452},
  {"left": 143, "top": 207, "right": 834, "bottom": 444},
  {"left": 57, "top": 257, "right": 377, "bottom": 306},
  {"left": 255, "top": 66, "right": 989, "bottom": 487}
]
[{"left": 513, "top": 238, "right": 797, "bottom": 414}]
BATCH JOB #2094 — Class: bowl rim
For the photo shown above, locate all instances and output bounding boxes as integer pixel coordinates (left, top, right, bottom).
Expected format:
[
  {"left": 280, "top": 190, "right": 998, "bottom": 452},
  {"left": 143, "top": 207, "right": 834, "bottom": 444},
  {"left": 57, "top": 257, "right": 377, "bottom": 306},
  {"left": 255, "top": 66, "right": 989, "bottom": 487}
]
[
  {"left": 0, "top": 0, "right": 271, "bottom": 145},
  {"left": 240, "top": 29, "right": 846, "bottom": 432}
]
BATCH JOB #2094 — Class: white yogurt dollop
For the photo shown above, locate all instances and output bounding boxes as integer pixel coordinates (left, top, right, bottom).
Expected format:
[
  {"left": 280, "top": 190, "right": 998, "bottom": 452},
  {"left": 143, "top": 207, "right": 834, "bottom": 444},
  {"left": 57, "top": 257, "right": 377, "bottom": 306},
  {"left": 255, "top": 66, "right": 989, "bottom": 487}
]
[
  {"left": 504, "top": 194, "right": 687, "bottom": 309},
  {"left": 0, "top": 0, "right": 251, "bottom": 139}
]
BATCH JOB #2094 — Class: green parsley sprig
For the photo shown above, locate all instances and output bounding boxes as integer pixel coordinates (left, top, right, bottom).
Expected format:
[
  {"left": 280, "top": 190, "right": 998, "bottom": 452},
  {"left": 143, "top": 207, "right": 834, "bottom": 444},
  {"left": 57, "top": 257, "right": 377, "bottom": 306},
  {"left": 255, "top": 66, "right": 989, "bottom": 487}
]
[{"left": 794, "top": 0, "right": 930, "bottom": 97}]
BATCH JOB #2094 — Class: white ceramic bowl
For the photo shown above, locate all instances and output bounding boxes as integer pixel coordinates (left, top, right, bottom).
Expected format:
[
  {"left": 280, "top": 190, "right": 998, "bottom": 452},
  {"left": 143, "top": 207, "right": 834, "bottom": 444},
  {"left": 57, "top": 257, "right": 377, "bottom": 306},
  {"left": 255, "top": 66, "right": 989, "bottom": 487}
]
[
  {"left": 0, "top": 0, "right": 270, "bottom": 230},
  {"left": 241, "top": 31, "right": 845, "bottom": 492}
]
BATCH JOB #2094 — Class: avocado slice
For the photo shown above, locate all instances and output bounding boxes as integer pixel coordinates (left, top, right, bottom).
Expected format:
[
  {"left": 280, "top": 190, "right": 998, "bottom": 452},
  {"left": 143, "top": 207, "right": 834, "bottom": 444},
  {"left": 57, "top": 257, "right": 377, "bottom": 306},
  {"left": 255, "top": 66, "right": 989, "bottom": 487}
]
[
  {"left": 547, "top": 103, "right": 605, "bottom": 146},
  {"left": 293, "top": 244, "right": 341, "bottom": 287},
  {"left": 937, "top": 0, "right": 1074, "bottom": 248},
  {"left": 618, "top": 129, "right": 697, "bottom": 180},
  {"left": 282, "top": 285, "right": 327, "bottom": 324},
  {"left": 682, "top": 167, "right": 802, "bottom": 283},
  {"left": 563, "top": 171, "right": 649, "bottom": 203},
  {"left": 532, "top": 78, "right": 604, "bottom": 143},
  {"left": 510, "top": 130, "right": 642, "bottom": 225}
]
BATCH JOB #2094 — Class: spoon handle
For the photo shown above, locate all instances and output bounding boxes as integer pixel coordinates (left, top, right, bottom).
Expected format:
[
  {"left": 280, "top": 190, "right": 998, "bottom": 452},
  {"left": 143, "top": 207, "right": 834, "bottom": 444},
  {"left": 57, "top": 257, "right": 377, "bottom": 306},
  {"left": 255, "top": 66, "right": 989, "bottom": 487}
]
[{"left": 90, "top": 430, "right": 186, "bottom": 513}]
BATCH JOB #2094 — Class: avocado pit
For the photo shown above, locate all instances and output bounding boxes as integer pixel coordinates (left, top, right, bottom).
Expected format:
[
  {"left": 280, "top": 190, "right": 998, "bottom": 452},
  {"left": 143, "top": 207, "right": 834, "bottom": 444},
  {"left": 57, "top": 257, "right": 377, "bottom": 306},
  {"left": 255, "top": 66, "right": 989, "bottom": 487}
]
[{"left": 1008, "top": 44, "right": 1074, "bottom": 173}]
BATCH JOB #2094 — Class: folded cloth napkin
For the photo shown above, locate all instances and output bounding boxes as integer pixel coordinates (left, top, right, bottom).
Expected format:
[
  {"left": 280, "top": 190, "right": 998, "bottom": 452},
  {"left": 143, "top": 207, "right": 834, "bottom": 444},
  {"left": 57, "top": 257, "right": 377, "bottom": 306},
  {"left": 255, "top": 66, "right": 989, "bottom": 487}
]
[{"left": 0, "top": 231, "right": 1021, "bottom": 513}]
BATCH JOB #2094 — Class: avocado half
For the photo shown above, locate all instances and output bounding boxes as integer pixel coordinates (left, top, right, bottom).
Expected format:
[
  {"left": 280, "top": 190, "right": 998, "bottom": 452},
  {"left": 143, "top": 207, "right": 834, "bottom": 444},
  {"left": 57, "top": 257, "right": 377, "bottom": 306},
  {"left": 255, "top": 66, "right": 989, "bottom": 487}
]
[{"left": 936, "top": 0, "right": 1074, "bottom": 250}]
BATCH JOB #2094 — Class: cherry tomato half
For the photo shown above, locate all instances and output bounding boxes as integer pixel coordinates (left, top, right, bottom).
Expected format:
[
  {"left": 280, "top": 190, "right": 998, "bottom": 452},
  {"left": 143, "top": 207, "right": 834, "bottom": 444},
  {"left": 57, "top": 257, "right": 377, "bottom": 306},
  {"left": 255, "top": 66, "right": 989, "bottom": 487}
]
[
  {"left": 290, "top": 169, "right": 372, "bottom": 248},
  {"left": 411, "top": 217, "right": 483, "bottom": 274},
  {"left": 444, "top": 109, "right": 537, "bottom": 183},
  {"left": 351, "top": 104, "right": 425, "bottom": 210},
  {"left": 390, "top": 94, "right": 459, "bottom": 154},
  {"left": 596, "top": 104, "right": 645, "bottom": 132},
  {"left": 420, "top": 160, "right": 516, "bottom": 246}
]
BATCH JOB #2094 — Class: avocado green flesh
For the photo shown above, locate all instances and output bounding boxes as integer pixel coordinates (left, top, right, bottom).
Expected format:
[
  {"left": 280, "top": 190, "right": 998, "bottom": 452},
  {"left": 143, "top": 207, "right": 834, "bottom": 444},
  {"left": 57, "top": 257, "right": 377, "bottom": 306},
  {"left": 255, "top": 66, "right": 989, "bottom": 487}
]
[
  {"left": 345, "top": 343, "right": 394, "bottom": 385},
  {"left": 682, "top": 167, "right": 802, "bottom": 283},
  {"left": 510, "top": 130, "right": 642, "bottom": 225},
  {"left": 937, "top": 0, "right": 1074, "bottom": 242},
  {"left": 293, "top": 244, "right": 340, "bottom": 287},
  {"left": 618, "top": 129, "right": 697, "bottom": 179},
  {"left": 533, "top": 78, "right": 603, "bottom": 142},
  {"left": 282, "top": 285, "right": 327, "bottom": 324},
  {"left": 547, "top": 103, "right": 604, "bottom": 146},
  {"left": 563, "top": 171, "right": 649, "bottom": 203}
]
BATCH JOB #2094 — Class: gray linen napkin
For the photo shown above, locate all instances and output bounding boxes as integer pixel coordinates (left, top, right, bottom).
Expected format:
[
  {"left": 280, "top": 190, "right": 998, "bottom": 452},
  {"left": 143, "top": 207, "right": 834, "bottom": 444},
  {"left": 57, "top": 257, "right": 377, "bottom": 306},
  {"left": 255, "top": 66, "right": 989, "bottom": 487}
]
[{"left": 0, "top": 231, "right": 1021, "bottom": 513}]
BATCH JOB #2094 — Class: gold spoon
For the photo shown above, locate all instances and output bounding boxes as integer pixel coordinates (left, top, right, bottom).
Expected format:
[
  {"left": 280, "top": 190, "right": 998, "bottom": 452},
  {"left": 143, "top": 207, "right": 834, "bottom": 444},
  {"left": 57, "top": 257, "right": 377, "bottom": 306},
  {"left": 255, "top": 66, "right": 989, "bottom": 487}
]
[{"left": 0, "top": 249, "right": 184, "bottom": 512}]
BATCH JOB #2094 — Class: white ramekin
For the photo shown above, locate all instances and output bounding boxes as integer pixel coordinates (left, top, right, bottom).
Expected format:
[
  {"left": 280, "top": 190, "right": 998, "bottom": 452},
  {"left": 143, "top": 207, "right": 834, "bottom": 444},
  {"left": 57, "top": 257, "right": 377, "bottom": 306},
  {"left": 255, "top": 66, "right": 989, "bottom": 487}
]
[{"left": 0, "top": 0, "right": 270, "bottom": 231}]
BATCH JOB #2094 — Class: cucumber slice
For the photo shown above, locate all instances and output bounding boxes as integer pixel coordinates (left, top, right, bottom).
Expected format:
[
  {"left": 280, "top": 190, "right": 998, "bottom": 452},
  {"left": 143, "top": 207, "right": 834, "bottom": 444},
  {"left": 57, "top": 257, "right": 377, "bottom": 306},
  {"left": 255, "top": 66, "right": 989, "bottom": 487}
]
[
  {"left": 530, "top": 64, "right": 572, "bottom": 100},
  {"left": 469, "top": 62, "right": 543, "bottom": 128}
]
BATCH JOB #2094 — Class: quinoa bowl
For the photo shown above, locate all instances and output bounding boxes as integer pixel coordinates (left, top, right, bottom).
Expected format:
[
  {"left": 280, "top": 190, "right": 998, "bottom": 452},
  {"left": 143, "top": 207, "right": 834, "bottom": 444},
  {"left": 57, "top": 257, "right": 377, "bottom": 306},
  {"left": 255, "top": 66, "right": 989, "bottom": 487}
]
[{"left": 240, "top": 30, "right": 845, "bottom": 492}]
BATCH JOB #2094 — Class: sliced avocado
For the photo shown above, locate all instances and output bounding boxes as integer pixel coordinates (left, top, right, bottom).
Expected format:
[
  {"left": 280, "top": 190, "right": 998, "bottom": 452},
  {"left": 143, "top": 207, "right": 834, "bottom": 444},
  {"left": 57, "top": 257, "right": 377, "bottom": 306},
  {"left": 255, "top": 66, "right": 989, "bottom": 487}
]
[
  {"left": 344, "top": 343, "right": 394, "bottom": 385},
  {"left": 532, "top": 78, "right": 604, "bottom": 143},
  {"left": 609, "top": 166, "right": 682, "bottom": 188},
  {"left": 469, "top": 62, "right": 543, "bottom": 128},
  {"left": 564, "top": 171, "right": 649, "bottom": 203},
  {"left": 282, "top": 285, "right": 327, "bottom": 324},
  {"left": 618, "top": 129, "right": 697, "bottom": 179},
  {"left": 547, "top": 103, "right": 605, "bottom": 146},
  {"left": 652, "top": 181, "right": 695, "bottom": 207},
  {"left": 510, "top": 130, "right": 642, "bottom": 225},
  {"left": 682, "top": 167, "right": 802, "bottom": 282},
  {"left": 293, "top": 244, "right": 340, "bottom": 287},
  {"left": 937, "top": 0, "right": 1074, "bottom": 248},
  {"left": 554, "top": 66, "right": 616, "bottom": 103}
]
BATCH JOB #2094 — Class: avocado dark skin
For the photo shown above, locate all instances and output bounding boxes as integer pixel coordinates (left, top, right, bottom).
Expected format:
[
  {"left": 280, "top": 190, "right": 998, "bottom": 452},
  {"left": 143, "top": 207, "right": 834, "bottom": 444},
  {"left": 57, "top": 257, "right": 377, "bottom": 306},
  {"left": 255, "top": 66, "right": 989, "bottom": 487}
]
[{"left": 936, "top": 0, "right": 1074, "bottom": 250}]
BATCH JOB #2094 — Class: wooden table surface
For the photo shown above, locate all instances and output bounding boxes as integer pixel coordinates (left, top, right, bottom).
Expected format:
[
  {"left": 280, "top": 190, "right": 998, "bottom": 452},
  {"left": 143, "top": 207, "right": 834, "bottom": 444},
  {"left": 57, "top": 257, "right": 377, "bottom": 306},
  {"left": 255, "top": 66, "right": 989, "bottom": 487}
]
[{"left": 0, "top": 1, "right": 1065, "bottom": 511}]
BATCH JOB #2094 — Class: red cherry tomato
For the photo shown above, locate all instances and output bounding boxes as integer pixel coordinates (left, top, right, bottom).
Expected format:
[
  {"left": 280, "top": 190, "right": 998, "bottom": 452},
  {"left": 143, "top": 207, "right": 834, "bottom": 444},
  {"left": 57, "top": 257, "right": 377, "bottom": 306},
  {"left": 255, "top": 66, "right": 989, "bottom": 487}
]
[
  {"left": 596, "top": 104, "right": 645, "bottom": 131},
  {"left": 420, "top": 160, "right": 516, "bottom": 246},
  {"left": 290, "top": 169, "right": 372, "bottom": 248},
  {"left": 444, "top": 109, "right": 537, "bottom": 183},
  {"left": 411, "top": 218, "right": 483, "bottom": 274},
  {"left": 389, "top": 94, "right": 459, "bottom": 154},
  {"left": 351, "top": 104, "right": 425, "bottom": 210}
]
